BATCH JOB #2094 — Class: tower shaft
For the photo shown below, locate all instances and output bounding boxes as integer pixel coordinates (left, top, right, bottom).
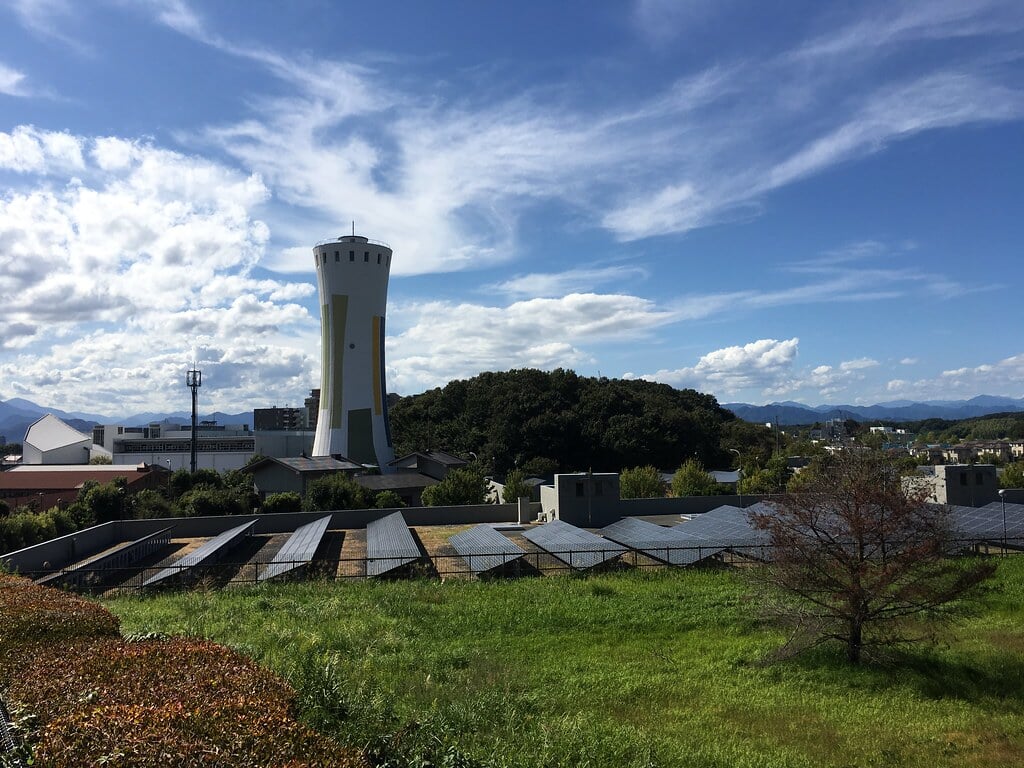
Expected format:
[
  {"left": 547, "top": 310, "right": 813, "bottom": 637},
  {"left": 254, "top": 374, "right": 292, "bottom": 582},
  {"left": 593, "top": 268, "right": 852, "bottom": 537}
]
[{"left": 311, "top": 235, "right": 395, "bottom": 470}]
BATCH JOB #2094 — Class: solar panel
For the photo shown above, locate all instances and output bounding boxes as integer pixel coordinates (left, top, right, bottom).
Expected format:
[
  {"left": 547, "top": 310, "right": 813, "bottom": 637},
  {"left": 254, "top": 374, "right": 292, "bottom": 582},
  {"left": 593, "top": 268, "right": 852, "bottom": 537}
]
[
  {"left": 600, "top": 517, "right": 721, "bottom": 565},
  {"left": 143, "top": 520, "right": 256, "bottom": 588},
  {"left": 35, "top": 526, "right": 174, "bottom": 588},
  {"left": 260, "top": 515, "right": 332, "bottom": 582},
  {"left": 674, "top": 504, "right": 770, "bottom": 556},
  {"left": 522, "top": 519, "right": 626, "bottom": 570},
  {"left": 449, "top": 524, "right": 525, "bottom": 575},
  {"left": 366, "top": 511, "right": 421, "bottom": 577},
  {"left": 950, "top": 504, "right": 1024, "bottom": 541}
]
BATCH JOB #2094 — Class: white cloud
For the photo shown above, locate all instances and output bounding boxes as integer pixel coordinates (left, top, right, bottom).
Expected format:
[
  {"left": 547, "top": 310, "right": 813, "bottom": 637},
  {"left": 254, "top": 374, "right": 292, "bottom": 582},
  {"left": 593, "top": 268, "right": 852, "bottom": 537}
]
[
  {"left": 900, "top": 357, "right": 918, "bottom": 365},
  {"left": 627, "top": 338, "right": 800, "bottom": 394},
  {"left": 0, "top": 126, "right": 321, "bottom": 412},
  {"left": 0, "top": 62, "right": 31, "bottom": 97},
  {"left": 876, "top": 353, "right": 1024, "bottom": 401},
  {"left": 487, "top": 265, "right": 648, "bottom": 298},
  {"left": 386, "top": 293, "right": 675, "bottom": 393},
  {"left": 629, "top": 340, "right": 887, "bottom": 400},
  {"left": 0, "top": 126, "right": 83, "bottom": 173},
  {"left": 128, "top": 0, "right": 1024, "bottom": 263}
]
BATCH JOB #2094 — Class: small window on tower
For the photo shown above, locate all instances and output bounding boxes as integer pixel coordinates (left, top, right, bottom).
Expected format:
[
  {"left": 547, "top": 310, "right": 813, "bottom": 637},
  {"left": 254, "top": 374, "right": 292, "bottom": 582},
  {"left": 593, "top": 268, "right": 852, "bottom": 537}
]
[
  {"left": 334, "top": 251, "right": 339, "bottom": 262},
  {"left": 349, "top": 251, "right": 355, "bottom": 261},
  {"left": 377, "top": 253, "right": 381, "bottom": 264},
  {"left": 364, "top": 251, "right": 370, "bottom": 262}
]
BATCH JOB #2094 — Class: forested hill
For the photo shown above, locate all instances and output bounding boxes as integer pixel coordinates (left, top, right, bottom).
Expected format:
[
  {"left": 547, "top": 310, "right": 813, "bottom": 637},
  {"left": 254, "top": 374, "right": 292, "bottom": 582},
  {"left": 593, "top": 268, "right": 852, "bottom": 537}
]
[{"left": 388, "top": 369, "right": 739, "bottom": 475}]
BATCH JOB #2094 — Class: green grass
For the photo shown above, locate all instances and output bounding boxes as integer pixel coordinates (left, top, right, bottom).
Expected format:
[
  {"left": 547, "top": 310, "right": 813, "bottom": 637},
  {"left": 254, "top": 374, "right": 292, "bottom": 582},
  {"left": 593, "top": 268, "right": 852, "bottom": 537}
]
[{"left": 106, "top": 560, "right": 1024, "bottom": 768}]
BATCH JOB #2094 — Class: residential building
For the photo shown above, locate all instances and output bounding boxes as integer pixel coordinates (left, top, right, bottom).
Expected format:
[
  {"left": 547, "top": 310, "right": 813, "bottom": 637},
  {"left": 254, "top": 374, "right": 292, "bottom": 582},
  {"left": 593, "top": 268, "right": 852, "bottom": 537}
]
[{"left": 902, "top": 464, "right": 999, "bottom": 507}]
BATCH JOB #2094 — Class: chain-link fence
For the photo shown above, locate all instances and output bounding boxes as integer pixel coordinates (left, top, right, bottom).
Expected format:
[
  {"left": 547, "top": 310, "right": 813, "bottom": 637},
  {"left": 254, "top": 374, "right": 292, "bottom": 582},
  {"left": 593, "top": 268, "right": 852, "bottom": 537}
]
[{"left": 15, "top": 535, "right": 1022, "bottom": 596}]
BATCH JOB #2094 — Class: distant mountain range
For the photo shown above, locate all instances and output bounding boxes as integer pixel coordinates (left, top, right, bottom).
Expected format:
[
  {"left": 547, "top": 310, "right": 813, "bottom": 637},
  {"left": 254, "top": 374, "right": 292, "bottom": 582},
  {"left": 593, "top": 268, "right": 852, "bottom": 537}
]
[
  {"left": 724, "top": 395, "right": 1024, "bottom": 426},
  {"left": 0, "top": 397, "right": 253, "bottom": 444},
  {"left": 3, "top": 393, "right": 1024, "bottom": 445}
]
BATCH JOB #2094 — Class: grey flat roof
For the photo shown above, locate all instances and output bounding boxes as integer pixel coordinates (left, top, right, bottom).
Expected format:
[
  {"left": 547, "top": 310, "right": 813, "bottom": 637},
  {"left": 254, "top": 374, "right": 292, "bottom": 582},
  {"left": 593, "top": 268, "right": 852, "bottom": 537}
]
[{"left": 247, "top": 456, "right": 362, "bottom": 473}]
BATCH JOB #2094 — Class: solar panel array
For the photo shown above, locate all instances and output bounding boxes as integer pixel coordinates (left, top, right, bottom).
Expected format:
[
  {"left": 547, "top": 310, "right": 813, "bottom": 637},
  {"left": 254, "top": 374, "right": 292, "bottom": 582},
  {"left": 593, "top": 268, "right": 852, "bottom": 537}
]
[
  {"left": 951, "top": 503, "right": 1024, "bottom": 541},
  {"left": 143, "top": 520, "right": 256, "bottom": 588},
  {"left": 673, "top": 503, "right": 770, "bottom": 554},
  {"left": 366, "top": 511, "right": 422, "bottom": 577},
  {"left": 36, "top": 525, "right": 174, "bottom": 588},
  {"left": 260, "top": 515, "right": 332, "bottom": 582},
  {"left": 600, "top": 517, "right": 721, "bottom": 566},
  {"left": 522, "top": 519, "right": 626, "bottom": 570},
  {"left": 449, "top": 524, "right": 525, "bottom": 574}
]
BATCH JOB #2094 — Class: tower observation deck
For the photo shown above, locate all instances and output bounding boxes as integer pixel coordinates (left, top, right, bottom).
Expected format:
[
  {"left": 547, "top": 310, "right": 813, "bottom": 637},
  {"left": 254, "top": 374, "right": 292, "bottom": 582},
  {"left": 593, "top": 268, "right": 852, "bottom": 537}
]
[{"left": 311, "top": 234, "right": 395, "bottom": 470}]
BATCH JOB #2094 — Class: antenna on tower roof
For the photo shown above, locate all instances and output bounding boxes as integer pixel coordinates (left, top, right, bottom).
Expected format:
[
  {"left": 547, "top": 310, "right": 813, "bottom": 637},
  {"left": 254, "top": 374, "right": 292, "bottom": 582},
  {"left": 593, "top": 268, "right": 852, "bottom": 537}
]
[{"left": 352, "top": 221, "right": 355, "bottom": 236}]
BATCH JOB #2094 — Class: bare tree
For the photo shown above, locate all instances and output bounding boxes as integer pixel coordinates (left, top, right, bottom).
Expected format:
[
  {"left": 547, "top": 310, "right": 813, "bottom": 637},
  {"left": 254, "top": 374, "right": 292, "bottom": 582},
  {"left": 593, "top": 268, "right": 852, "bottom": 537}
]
[{"left": 749, "top": 450, "right": 996, "bottom": 664}]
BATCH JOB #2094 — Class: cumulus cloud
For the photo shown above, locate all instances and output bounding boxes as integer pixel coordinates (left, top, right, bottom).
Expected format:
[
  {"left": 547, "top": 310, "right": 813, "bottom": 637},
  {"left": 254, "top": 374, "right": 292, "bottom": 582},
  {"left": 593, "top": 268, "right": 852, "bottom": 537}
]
[
  {"left": 626, "top": 338, "right": 800, "bottom": 394},
  {"left": 628, "top": 339, "right": 887, "bottom": 400},
  {"left": 386, "top": 293, "right": 676, "bottom": 393},
  {"left": 879, "top": 353, "right": 1024, "bottom": 401},
  {"left": 0, "top": 125, "right": 320, "bottom": 413}
]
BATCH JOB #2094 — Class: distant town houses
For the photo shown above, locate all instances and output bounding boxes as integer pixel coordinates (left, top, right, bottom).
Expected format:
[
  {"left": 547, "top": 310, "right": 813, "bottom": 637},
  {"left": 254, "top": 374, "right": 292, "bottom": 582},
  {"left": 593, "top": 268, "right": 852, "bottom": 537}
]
[{"left": 910, "top": 440, "right": 1023, "bottom": 465}]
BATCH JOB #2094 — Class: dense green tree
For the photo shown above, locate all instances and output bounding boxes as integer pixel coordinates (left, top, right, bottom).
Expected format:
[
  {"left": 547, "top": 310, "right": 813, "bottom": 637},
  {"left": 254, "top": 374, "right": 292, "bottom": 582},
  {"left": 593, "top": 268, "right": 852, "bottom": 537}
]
[
  {"left": 261, "top": 492, "right": 303, "bottom": 514},
  {"left": 175, "top": 487, "right": 251, "bottom": 517},
  {"left": 620, "top": 465, "right": 666, "bottom": 498},
  {"left": 373, "top": 490, "right": 405, "bottom": 509},
  {"left": 389, "top": 368, "right": 736, "bottom": 476},
  {"left": 222, "top": 469, "right": 253, "bottom": 489},
  {"left": 132, "top": 489, "right": 173, "bottom": 519},
  {"left": 1002, "top": 461, "right": 1024, "bottom": 489},
  {"left": 671, "top": 459, "right": 723, "bottom": 497},
  {"left": 89, "top": 455, "right": 113, "bottom": 465},
  {"left": 739, "top": 455, "right": 791, "bottom": 495},
  {"left": 190, "top": 468, "right": 225, "bottom": 489},
  {"left": 79, "top": 480, "right": 130, "bottom": 523},
  {"left": 169, "top": 469, "right": 194, "bottom": 498},
  {"left": 499, "top": 469, "right": 533, "bottom": 503},
  {"left": 420, "top": 468, "right": 489, "bottom": 507},
  {"left": 303, "top": 473, "right": 369, "bottom": 512}
]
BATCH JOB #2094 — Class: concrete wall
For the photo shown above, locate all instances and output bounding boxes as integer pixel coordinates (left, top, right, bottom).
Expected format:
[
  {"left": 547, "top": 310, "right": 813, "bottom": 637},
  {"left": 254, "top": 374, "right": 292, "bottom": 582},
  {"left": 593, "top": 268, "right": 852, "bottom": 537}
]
[
  {"left": 115, "top": 451, "right": 253, "bottom": 471},
  {"left": 1, "top": 522, "right": 120, "bottom": 573}
]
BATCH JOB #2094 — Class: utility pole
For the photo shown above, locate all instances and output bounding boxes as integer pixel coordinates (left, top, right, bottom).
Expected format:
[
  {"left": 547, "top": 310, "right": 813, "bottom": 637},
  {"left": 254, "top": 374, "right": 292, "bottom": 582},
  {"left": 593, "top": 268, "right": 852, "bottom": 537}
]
[{"left": 186, "top": 368, "right": 202, "bottom": 474}]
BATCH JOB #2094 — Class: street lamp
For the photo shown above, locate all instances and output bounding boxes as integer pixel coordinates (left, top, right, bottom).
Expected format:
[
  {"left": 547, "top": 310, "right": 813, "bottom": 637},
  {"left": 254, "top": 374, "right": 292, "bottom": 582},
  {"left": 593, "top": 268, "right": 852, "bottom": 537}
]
[
  {"left": 729, "top": 449, "right": 743, "bottom": 508},
  {"left": 999, "top": 488, "right": 1007, "bottom": 554}
]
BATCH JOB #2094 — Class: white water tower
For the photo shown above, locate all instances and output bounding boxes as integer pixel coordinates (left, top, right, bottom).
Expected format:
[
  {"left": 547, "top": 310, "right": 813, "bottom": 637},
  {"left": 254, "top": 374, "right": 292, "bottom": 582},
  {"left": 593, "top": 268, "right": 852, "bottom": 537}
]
[{"left": 311, "top": 234, "right": 395, "bottom": 470}]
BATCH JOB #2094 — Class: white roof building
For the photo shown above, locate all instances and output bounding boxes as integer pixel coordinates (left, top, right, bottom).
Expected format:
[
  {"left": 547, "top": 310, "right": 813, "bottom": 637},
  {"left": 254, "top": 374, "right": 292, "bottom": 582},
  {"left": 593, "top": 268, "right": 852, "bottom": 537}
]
[{"left": 22, "top": 414, "right": 93, "bottom": 465}]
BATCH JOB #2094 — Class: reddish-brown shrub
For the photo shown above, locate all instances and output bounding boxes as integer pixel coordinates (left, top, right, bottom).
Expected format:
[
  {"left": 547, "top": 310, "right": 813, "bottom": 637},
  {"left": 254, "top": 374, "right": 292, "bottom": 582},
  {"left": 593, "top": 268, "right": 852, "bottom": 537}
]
[
  {"left": 0, "top": 577, "right": 367, "bottom": 767},
  {"left": 0, "top": 574, "right": 120, "bottom": 650}
]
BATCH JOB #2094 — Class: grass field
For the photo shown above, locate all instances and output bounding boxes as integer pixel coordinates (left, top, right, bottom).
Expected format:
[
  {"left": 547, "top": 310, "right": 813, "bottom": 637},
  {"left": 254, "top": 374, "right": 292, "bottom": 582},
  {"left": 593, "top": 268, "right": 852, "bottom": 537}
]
[{"left": 106, "top": 559, "right": 1024, "bottom": 768}]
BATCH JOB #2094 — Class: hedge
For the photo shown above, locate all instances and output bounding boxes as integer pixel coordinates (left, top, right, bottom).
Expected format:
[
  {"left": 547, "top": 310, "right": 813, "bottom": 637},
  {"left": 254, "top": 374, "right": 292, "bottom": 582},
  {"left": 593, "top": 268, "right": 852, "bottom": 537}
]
[{"left": 0, "top": 576, "right": 366, "bottom": 767}]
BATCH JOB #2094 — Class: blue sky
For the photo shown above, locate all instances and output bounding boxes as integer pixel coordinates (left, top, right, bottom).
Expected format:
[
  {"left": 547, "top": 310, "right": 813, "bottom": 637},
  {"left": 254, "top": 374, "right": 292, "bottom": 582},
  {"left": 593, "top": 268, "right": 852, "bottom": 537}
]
[{"left": 0, "top": 0, "right": 1022, "bottom": 417}]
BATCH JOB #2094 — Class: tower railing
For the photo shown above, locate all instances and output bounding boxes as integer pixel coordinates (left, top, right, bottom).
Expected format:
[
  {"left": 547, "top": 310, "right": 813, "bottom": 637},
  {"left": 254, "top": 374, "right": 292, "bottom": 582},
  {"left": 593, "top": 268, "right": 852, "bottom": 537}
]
[{"left": 315, "top": 236, "right": 391, "bottom": 249}]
